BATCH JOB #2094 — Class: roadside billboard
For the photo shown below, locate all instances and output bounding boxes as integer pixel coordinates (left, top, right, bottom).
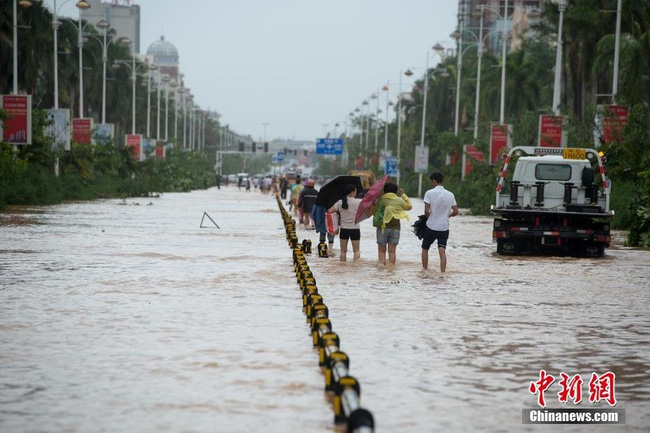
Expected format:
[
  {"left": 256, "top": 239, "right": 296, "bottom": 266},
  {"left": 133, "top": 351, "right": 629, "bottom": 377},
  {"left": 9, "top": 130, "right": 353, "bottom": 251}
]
[
  {"left": 602, "top": 105, "right": 628, "bottom": 144},
  {"left": 72, "top": 118, "right": 93, "bottom": 144},
  {"left": 462, "top": 144, "right": 484, "bottom": 180},
  {"left": 414, "top": 145, "right": 429, "bottom": 173},
  {"left": 489, "top": 123, "right": 510, "bottom": 164},
  {"left": 1, "top": 94, "right": 32, "bottom": 145},
  {"left": 538, "top": 115, "right": 564, "bottom": 148},
  {"left": 155, "top": 141, "right": 166, "bottom": 159},
  {"left": 94, "top": 123, "right": 114, "bottom": 145},
  {"left": 126, "top": 134, "right": 142, "bottom": 161},
  {"left": 45, "top": 109, "right": 71, "bottom": 151}
]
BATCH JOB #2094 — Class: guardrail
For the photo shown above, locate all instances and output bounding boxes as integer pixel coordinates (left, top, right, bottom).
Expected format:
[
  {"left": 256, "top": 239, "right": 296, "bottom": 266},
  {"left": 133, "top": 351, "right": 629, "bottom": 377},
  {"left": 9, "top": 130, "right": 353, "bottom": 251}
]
[{"left": 276, "top": 195, "right": 375, "bottom": 433}]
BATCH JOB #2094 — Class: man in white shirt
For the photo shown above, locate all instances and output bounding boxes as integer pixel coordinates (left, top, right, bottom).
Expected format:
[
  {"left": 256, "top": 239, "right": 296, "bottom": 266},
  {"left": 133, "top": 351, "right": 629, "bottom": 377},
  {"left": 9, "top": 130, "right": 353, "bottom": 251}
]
[{"left": 422, "top": 171, "right": 458, "bottom": 272}]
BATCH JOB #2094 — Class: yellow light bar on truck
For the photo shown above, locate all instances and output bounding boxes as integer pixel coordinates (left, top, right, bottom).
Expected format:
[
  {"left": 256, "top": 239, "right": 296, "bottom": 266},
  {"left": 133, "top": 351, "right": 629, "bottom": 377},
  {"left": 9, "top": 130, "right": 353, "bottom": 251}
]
[{"left": 562, "top": 148, "right": 587, "bottom": 160}]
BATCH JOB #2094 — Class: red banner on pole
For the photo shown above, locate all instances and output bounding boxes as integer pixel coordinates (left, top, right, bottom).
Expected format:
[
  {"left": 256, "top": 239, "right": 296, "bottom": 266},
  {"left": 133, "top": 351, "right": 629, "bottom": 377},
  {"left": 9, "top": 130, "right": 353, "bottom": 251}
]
[
  {"left": 1, "top": 95, "right": 32, "bottom": 145},
  {"left": 489, "top": 124, "right": 510, "bottom": 165},
  {"left": 538, "top": 115, "right": 563, "bottom": 147},
  {"left": 603, "top": 105, "right": 628, "bottom": 144},
  {"left": 126, "top": 134, "right": 142, "bottom": 161},
  {"left": 155, "top": 142, "right": 165, "bottom": 159},
  {"left": 463, "top": 144, "right": 484, "bottom": 178},
  {"left": 72, "top": 118, "right": 93, "bottom": 144}
]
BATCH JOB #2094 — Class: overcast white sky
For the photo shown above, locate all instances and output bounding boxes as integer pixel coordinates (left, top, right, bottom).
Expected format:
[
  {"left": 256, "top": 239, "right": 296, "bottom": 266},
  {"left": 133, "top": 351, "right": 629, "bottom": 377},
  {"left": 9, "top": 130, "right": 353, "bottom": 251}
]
[{"left": 59, "top": 0, "right": 459, "bottom": 142}]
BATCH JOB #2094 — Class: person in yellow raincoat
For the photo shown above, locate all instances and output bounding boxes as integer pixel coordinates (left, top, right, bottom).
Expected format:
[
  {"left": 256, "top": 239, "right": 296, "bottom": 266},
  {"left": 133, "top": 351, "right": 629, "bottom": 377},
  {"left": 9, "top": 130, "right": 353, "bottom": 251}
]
[{"left": 372, "top": 182, "right": 412, "bottom": 266}]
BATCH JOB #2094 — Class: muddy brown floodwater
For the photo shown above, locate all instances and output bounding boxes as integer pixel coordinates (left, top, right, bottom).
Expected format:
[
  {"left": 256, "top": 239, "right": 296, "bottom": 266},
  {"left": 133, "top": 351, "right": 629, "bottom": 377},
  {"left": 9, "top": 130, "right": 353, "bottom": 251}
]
[{"left": 1, "top": 186, "right": 648, "bottom": 432}]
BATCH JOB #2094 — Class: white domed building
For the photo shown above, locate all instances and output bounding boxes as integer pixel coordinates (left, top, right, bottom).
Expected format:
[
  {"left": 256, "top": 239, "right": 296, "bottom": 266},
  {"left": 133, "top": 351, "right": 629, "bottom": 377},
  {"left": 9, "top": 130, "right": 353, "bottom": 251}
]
[{"left": 146, "top": 36, "right": 179, "bottom": 80}]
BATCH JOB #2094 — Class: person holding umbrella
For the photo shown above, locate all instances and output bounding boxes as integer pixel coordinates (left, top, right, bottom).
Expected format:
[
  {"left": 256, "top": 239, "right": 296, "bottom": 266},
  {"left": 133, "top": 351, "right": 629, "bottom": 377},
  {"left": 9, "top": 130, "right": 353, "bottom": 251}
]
[{"left": 329, "top": 184, "right": 362, "bottom": 262}]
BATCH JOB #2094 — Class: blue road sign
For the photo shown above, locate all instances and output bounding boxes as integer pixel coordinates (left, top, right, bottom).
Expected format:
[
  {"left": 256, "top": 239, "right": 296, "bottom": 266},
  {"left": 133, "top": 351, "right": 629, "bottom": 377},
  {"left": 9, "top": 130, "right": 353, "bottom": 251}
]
[
  {"left": 272, "top": 156, "right": 278, "bottom": 163},
  {"left": 316, "top": 138, "right": 344, "bottom": 155},
  {"left": 277, "top": 151, "right": 284, "bottom": 162},
  {"left": 385, "top": 156, "right": 398, "bottom": 176}
]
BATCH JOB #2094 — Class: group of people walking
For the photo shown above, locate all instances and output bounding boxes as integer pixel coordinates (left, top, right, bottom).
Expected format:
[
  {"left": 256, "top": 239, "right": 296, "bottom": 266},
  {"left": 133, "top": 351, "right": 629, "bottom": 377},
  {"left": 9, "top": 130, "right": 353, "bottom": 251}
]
[{"left": 289, "top": 171, "right": 458, "bottom": 272}]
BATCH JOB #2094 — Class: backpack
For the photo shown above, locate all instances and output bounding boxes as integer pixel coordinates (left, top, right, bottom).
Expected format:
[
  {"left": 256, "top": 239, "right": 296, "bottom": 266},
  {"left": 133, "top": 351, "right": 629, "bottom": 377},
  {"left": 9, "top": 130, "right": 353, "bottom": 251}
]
[
  {"left": 372, "top": 203, "right": 385, "bottom": 228},
  {"left": 412, "top": 215, "right": 427, "bottom": 240}
]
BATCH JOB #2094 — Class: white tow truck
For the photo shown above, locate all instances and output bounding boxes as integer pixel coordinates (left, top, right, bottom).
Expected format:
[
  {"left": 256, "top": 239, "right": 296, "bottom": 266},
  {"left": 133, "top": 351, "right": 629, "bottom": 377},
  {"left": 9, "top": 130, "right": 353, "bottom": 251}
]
[{"left": 491, "top": 146, "right": 614, "bottom": 257}]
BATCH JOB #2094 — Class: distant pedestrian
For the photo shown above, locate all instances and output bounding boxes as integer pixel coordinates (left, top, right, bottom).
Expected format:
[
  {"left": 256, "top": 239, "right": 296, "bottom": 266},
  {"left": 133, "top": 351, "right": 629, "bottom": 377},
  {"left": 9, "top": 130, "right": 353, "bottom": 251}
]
[
  {"left": 298, "top": 179, "right": 318, "bottom": 229},
  {"left": 280, "top": 175, "right": 289, "bottom": 199},
  {"left": 329, "top": 184, "right": 361, "bottom": 262},
  {"left": 372, "top": 182, "right": 412, "bottom": 266},
  {"left": 421, "top": 171, "right": 458, "bottom": 273},
  {"left": 216, "top": 174, "right": 221, "bottom": 190},
  {"left": 291, "top": 176, "right": 304, "bottom": 220}
]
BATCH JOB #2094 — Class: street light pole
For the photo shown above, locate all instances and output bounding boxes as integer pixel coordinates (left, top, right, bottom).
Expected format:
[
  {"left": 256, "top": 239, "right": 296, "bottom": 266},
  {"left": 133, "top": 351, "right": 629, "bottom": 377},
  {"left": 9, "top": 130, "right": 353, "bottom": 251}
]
[
  {"left": 397, "top": 71, "right": 402, "bottom": 185},
  {"left": 183, "top": 88, "right": 190, "bottom": 149},
  {"left": 453, "top": 21, "right": 463, "bottom": 135},
  {"left": 146, "top": 65, "right": 155, "bottom": 137},
  {"left": 53, "top": 0, "right": 59, "bottom": 108},
  {"left": 131, "top": 56, "right": 135, "bottom": 134},
  {"left": 499, "top": 0, "right": 509, "bottom": 125},
  {"left": 114, "top": 53, "right": 147, "bottom": 135},
  {"left": 52, "top": 1, "right": 91, "bottom": 109},
  {"left": 383, "top": 85, "right": 389, "bottom": 151},
  {"left": 474, "top": 7, "right": 485, "bottom": 140},
  {"left": 13, "top": 0, "right": 33, "bottom": 95},
  {"left": 101, "top": 24, "right": 107, "bottom": 123},
  {"left": 172, "top": 82, "right": 179, "bottom": 142},
  {"left": 77, "top": 13, "right": 84, "bottom": 116},
  {"left": 164, "top": 78, "right": 169, "bottom": 141},
  {"left": 612, "top": 0, "right": 622, "bottom": 102},
  {"left": 419, "top": 51, "right": 430, "bottom": 197},
  {"left": 552, "top": 0, "right": 567, "bottom": 115},
  {"left": 156, "top": 72, "right": 161, "bottom": 140}
]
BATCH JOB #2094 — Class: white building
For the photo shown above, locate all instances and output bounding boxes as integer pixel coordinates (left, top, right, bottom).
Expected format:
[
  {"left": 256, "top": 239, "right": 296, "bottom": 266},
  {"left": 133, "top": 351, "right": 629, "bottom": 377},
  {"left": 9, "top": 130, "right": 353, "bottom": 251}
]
[{"left": 81, "top": 0, "right": 141, "bottom": 53}]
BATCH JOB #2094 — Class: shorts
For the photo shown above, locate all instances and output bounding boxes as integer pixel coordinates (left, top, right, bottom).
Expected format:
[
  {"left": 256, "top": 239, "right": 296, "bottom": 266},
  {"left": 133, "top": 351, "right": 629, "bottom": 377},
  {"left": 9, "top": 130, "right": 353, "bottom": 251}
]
[
  {"left": 376, "top": 227, "right": 400, "bottom": 246},
  {"left": 339, "top": 228, "right": 361, "bottom": 241},
  {"left": 421, "top": 227, "right": 449, "bottom": 250}
]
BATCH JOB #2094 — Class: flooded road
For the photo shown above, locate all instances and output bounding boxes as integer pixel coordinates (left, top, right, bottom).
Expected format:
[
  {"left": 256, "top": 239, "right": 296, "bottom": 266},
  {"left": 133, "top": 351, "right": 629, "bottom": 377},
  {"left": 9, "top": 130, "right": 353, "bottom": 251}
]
[{"left": 1, "top": 186, "right": 649, "bottom": 432}]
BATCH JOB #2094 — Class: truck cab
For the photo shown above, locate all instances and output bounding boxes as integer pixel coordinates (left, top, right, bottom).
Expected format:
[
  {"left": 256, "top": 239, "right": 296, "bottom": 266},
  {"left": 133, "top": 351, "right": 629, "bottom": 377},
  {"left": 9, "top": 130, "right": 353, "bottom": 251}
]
[
  {"left": 499, "top": 155, "right": 607, "bottom": 213},
  {"left": 347, "top": 170, "right": 376, "bottom": 197},
  {"left": 491, "top": 146, "right": 613, "bottom": 257}
]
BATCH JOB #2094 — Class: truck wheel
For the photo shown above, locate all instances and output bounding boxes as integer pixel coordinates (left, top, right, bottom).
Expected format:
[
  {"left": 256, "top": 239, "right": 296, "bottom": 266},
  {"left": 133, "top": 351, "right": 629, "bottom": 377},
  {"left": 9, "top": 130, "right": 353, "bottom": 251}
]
[
  {"left": 497, "top": 239, "right": 520, "bottom": 255},
  {"left": 584, "top": 244, "right": 605, "bottom": 258}
]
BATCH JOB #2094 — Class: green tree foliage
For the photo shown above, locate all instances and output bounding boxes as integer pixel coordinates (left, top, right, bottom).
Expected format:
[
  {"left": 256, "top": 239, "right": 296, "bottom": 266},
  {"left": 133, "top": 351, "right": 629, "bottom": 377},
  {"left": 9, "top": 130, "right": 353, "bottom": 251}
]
[{"left": 0, "top": 109, "right": 216, "bottom": 208}]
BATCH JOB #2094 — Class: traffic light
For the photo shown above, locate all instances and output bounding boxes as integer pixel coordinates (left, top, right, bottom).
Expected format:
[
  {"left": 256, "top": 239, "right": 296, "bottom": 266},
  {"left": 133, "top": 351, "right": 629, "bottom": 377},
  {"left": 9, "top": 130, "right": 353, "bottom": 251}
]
[
  {"left": 251, "top": 142, "right": 256, "bottom": 153},
  {"left": 238, "top": 141, "right": 244, "bottom": 152},
  {"left": 264, "top": 142, "right": 269, "bottom": 153}
]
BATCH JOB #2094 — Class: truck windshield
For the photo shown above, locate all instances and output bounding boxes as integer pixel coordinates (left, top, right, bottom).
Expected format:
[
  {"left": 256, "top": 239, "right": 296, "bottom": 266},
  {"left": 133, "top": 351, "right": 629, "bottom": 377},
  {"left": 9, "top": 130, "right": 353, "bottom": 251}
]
[{"left": 535, "top": 164, "right": 572, "bottom": 181}]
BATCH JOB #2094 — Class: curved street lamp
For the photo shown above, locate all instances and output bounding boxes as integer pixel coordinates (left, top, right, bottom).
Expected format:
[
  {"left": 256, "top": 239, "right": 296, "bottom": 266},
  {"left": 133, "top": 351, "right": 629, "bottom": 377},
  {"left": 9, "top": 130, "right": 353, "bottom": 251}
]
[
  {"left": 146, "top": 63, "right": 157, "bottom": 138},
  {"left": 12, "top": 0, "right": 33, "bottom": 95},
  {"left": 113, "top": 52, "right": 149, "bottom": 134},
  {"left": 412, "top": 43, "right": 446, "bottom": 196},
  {"left": 552, "top": 0, "right": 567, "bottom": 114},
  {"left": 85, "top": 18, "right": 131, "bottom": 124}
]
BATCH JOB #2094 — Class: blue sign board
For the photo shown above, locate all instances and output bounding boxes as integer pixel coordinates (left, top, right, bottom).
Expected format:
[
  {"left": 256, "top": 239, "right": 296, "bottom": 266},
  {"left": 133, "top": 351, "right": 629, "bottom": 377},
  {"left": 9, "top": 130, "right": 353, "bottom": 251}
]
[
  {"left": 316, "top": 138, "right": 344, "bottom": 155},
  {"left": 385, "top": 156, "right": 398, "bottom": 176},
  {"left": 277, "top": 151, "right": 284, "bottom": 162}
]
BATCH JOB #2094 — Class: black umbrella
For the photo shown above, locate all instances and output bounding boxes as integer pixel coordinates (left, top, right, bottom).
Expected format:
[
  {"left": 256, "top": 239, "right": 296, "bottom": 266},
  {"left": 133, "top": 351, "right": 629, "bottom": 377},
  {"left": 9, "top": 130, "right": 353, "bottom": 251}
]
[{"left": 316, "top": 175, "right": 363, "bottom": 209}]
